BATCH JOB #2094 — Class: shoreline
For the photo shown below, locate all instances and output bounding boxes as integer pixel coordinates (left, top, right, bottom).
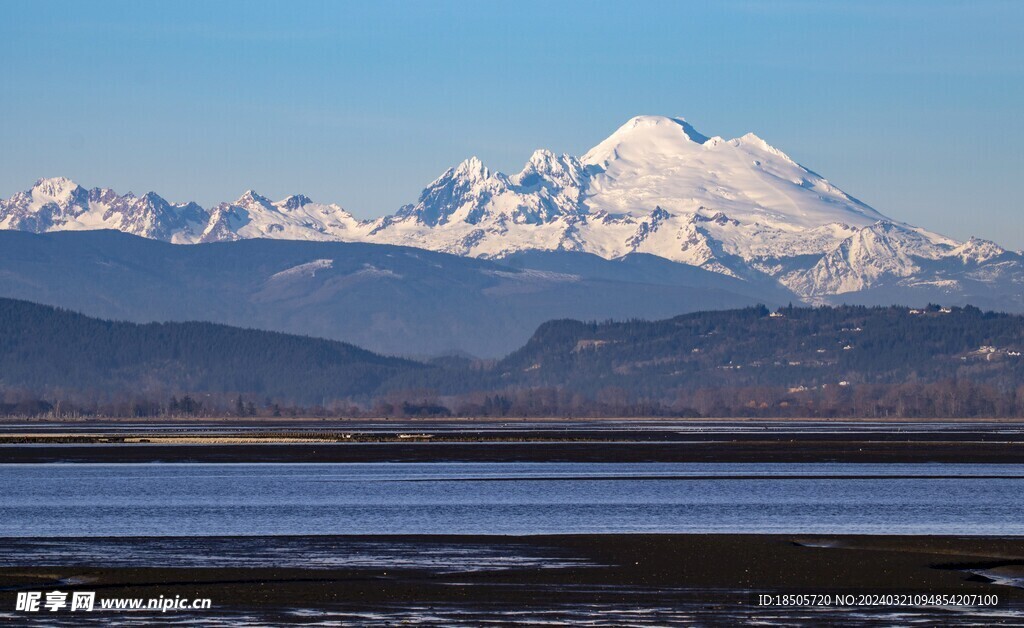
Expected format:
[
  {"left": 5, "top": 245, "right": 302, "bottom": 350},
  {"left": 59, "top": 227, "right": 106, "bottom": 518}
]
[{"left": 1, "top": 419, "right": 1022, "bottom": 463}]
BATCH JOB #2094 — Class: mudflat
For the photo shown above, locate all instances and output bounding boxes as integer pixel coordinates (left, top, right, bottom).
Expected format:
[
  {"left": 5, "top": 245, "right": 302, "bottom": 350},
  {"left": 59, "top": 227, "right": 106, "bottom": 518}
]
[
  {"left": 1, "top": 535, "right": 1021, "bottom": 624},
  {"left": 2, "top": 417, "right": 1023, "bottom": 463}
]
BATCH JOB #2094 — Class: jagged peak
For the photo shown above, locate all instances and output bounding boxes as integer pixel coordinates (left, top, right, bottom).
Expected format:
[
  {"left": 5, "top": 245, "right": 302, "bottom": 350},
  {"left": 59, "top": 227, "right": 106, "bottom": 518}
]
[
  {"left": 234, "top": 189, "right": 272, "bottom": 206},
  {"left": 513, "top": 148, "right": 584, "bottom": 186},
  {"left": 31, "top": 176, "right": 84, "bottom": 200},
  {"left": 525, "top": 148, "right": 580, "bottom": 170},
  {"left": 452, "top": 156, "right": 489, "bottom": 180},
  {"left": 952, "top": 236, "right": 1006, "bottom": 263},
  {"left": 280, "top": 194, "right": 312, "bottom": 210},
  {"left": 86, "top": 187, "right": 125, "bottom": 203},
  {"left": 33, "top": 176, "right": 79, "bottom": 188},
  {"left": 524, "top": 149, "right": 558, "bottom": 174},
  {"left": 141, "top": 191, "right": 168, "bottom": 204},
  {"left": 528, "top": 148, "right": 556, "bottom": 162},
  {"left": 650, "top": 205, "right": 670, "bottom": 220}
]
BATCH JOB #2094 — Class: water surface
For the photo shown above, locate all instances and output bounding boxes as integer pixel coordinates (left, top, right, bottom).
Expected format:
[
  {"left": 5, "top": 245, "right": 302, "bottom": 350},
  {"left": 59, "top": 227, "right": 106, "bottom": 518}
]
[{"left": 1, "top": 462, "right": 1022, "bottom": 537}]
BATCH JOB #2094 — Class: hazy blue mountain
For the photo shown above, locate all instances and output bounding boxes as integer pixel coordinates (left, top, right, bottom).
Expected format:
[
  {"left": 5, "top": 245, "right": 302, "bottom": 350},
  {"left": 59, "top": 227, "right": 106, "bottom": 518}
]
[{"left": 0, "top": 230, "right": 781, "bottom": 357}]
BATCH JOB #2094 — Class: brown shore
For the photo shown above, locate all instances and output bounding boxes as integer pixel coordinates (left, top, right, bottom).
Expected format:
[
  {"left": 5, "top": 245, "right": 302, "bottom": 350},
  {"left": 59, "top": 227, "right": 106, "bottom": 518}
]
[
  {"left": 1, "top": 418, "right": 1022, "bottom": 463},
  {"left": 1, "top": 535, "right": 1022, "bottom": 624}
]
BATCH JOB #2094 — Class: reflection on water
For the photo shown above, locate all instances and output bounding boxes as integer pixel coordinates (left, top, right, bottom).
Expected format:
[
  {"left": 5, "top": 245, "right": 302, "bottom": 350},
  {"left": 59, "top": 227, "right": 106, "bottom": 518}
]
[
  {"left": 0, "top": 536, "right": 592, "bottom": 571},
  {"left": 1, "top": 462, "right": 1024, "bottom": 536}
]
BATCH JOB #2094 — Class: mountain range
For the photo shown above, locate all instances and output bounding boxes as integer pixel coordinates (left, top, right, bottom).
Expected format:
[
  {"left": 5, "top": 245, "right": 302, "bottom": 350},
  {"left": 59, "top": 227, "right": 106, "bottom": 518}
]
[
  {"left": 0, "top": 230, "right": 779, "bottom": 357},
  {"left": 3, "top": 115, "right": 1021, "bottom": 310}
]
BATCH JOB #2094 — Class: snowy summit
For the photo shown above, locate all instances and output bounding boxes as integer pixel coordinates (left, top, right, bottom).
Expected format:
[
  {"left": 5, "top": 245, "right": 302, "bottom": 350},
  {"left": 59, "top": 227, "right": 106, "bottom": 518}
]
[{"left": 1, "top": 116, "right": 1020, "bottom": 303}]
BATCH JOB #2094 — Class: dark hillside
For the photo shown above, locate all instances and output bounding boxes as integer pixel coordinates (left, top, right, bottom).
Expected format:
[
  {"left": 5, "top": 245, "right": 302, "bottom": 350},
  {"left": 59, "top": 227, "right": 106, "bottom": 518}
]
[
  {"left": 3, "top": 299, "right": 1024, "bottom": 418},
  {"left": 495, "top": 304, "right": 1024, "bottom": 394},
  {"left": 0, "top": 298, "right": 421, "bottom": 404}
]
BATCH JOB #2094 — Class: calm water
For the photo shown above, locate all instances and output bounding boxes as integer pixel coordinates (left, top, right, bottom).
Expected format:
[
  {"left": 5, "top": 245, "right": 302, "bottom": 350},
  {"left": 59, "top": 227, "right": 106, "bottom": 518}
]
[{"left": 0, "top": 462, "right": 1022, "bottom": 537}]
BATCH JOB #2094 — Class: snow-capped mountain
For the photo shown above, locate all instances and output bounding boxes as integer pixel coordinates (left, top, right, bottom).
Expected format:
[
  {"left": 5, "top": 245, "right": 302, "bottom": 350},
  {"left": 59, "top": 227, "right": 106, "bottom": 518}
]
[
  {"left": 366, "top": 116, "right": 1021, "bottom": 300},
  {"left": 0, "top": 177, "right": 209, "bottom": 243},
  {"left": 2, "top": 116, "right": 1021, "bottom": 306},
  {"left": 198, "top": 190, "right": 362, "bottom": 243},
  {"left": 0, "top": 179, "right": 362, "bottom": 245},
  {"left": 368, "top": 116, "right": 902, "bottom": 276}
]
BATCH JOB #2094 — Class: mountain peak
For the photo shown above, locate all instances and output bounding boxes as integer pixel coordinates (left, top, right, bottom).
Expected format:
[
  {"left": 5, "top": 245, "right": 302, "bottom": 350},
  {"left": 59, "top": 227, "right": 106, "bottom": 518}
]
[
  {"left": 513, "top": 149, "right": 585, "bottom": 191},
  {"left": 234, "top": 190, "right": 272, "bottom": 207},
  {"left": 617, "top": 115, "right": 710, "bottom": 143},
  {"left": 32, "top": 177, "right": 84, "bottom": 202},
  {"left": 527, "top": 148, "right": 556, "bottom": 164},
  {"left": 952, "top": 236, "right": 1006, "bottom": 264},
  {"left": 141, "top": 191, "right": 168, "bottom": 203},
  {"left": 453, "top": 156, "right": 489, "bottom": 179},
  {"left": 281, "top": 194, "right": 312, "bottom": 210},
  {"left": 521, "top": 148, "right": 573, "bottom": 172},
  {"left": 582, "top": 115, "right": 711, "bottom": 167}
]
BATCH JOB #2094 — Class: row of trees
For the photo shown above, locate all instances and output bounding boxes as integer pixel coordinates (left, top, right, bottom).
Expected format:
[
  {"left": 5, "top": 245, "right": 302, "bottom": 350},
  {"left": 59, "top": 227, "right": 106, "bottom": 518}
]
[{"left": 5, "top": 380, "right": 1024, "bottom": 419}]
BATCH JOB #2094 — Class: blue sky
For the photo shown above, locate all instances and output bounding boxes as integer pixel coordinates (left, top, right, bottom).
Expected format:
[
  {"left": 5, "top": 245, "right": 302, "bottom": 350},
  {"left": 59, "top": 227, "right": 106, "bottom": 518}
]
[{"left": 2, "top": 0, "right": 1022, "bottom": 247}]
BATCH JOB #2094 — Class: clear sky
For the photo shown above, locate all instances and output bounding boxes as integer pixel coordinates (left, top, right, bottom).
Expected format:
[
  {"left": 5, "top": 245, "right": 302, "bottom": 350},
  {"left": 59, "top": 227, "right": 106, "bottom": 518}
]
[{"left": 2, "top": 0, "right": 1022, "bottom": 248}]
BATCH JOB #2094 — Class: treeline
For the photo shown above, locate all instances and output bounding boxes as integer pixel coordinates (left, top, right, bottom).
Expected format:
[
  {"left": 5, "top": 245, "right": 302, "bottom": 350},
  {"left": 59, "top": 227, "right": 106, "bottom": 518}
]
[
  {"left": 0, "top": 391, "right": 360, "bottom": 419},
  {"left": 4, "top": 380, "right": 1024, "bottom": 419}
]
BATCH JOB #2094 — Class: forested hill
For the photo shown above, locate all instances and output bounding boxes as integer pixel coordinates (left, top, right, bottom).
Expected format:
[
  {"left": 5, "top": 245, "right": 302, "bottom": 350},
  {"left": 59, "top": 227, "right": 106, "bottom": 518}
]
[
  {"left": 491, "top": 304, "right": 1024, "bottom": 395},
  {"left": 0, "top": 298, "right": 421, "bottom": 404},
  {"left": 3, "top": 297, "right": 1024, "bottom": 417}
]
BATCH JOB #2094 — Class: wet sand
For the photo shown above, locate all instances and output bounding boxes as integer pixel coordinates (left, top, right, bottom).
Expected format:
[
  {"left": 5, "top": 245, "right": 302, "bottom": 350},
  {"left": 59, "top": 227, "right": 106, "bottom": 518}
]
[{"left": 1, "top": 535, "right": 1022, "bottom": 624}]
